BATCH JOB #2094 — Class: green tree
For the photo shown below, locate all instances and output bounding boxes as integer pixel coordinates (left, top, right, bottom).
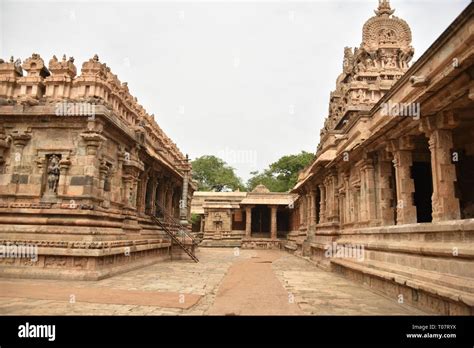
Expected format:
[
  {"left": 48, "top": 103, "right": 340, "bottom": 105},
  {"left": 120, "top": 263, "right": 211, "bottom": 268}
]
[
  {"left": 191, "top": 155, "right": 245, "bottom": 192},
  {"left": 247, "top": 151, "right": 314, "bottom": 192}
]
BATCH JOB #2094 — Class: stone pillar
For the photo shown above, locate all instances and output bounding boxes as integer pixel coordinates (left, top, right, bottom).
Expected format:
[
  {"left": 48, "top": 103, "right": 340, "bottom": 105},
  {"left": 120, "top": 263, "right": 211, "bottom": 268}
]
[
  {"left": 421, "top": 113, "right": 460, "bottom": 221},
  {"left": 10, "top": 131, "right": 31, "bottom": 195},
  {"left": 339, "top": 192, "right": 345, "bottom": 224},
  {"left": 159, "top": 181, "right": 166, "bottom": 211},
  {"left": 377, "top": 150, "right": 395, "bottom": 225},
  {"left": 309, "top": 189, "right": 317, "bottom": 226},
  {"left": 324, "top": 170, "right": 339, "bottom": 222},
  {"left": 150, "top": 178, "right": 158, "bottom": 216},
  {"left": 58, "top": 157, "right": 71, "bottom": 197},
  {"left": 306, "top": 193, "right": 312, "bottom": 227},
  {"left": 141, "top": 176, "right": 150, "bottom": 214},
  {"left": 359, "top": 166, "right": 368, "bottom": 222},
  {"left": 343, "top": 173, "right": 350, "bottom": 224},
  {"left": 166, "top": 184, "right": 174, "bottom": 215},
  {"left": 81, "top": 130, "right": 106, "bottom": 198},
  {"left": 362, "top": 157, "right": 377, "bottom": 223},
  {"left": 245, "top": 206, "right": 252, "bottom": 238},
  {"left": 180, "top": 166, "right": 190, "bottom": 222},
  {"left": 270, "top": 205, "right": 278, "bottom": 239},
  {"left": 153, "top": 179, "right": 160, "bottom": 216},
  {"left": 318, "top": 184, "right": 326, "bottom": 223},
  {"left": 327, "top": 171, "right": 339, "bottom": 222},
  {"left": 388, "top": 137, "right": 417, "bottom": 225},
  {"left": 200, "top": 215, "right": 205, "bottom": 232},
  {"left": 162, "top": 184, "right": 168, "bottom": 212},
  {"left": 299, "top": 196, "right": 305, "bottom": 227},
  {"left": 123, "top": 176, "right": 134, "bottom": 208},
  {"left": 116, "top": 150, "right": 125, "bottom": 203},
  {"left": 352, "top": 184, "right": 360, "bottom": 223}
]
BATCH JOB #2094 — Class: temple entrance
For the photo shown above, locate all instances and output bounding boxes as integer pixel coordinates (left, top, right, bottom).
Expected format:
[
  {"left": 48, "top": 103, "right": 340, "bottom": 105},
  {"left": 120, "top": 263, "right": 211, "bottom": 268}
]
[
  {"left": 453, "top": 124, "right": 474, "bottom": 219},
  {"left": 277, "top": 208, "right": 290, "bottom": 238},
  {"left": 251, "top": 205, "right": 270, "bottom": 237},
  {"left": 412, "top": 161, "right": 433, "bottom": 222},
  {"left": 411, "top": 136, "right": 433, "bottom": 223},
  {"left": 456, "top": 151, "right": 474, "bottom": 219}
]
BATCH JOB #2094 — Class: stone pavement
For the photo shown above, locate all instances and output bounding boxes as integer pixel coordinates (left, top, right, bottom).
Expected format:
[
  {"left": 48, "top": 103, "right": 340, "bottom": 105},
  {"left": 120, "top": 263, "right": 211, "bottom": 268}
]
[{"left": 0, "top": 248, "right": 426, "bottom": 315}]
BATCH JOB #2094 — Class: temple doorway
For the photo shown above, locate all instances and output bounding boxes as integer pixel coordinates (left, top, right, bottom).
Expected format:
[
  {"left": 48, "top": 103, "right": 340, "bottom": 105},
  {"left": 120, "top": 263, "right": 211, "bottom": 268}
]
[
  {"left": 453, "top": 123, "right": 474, "bottom": 219},
  {"left": 412, "top": 161, "right": 433, "bottom": 222},
  {"left": 412, "top": 136, "right": 433, "bottom": 223},
  {"left": 277, "top": 208, "right": 290, "bottom": 238},
  {"left": 251, "top": 205, "right": 270, "bottom": 237}
]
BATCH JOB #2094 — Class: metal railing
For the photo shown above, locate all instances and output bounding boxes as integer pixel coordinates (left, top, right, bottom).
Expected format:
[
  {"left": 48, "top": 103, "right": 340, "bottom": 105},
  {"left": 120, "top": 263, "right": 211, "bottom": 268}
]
[{"left": 150, "top": 201, "right": 198, "bottom": 263}]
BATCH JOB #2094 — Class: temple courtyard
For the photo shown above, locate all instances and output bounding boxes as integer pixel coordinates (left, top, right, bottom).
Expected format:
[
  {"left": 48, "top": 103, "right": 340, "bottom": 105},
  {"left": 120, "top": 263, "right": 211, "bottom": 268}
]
[{"left": 0, "top": 248, "right": 425, "bottom": 316}]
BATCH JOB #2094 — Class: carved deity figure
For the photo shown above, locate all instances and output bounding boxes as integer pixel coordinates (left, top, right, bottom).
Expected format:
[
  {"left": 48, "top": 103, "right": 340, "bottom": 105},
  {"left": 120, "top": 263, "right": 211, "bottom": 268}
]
[
  {"left": 343, "top": 47, "right": 354, "bottom": 73},
  {"left": 384, "top": 30, "right": 394, "bottom": 41},
  {"left": 381, "top": 55, "right": 395, "bottom": 69},
  {"left": 365, "top": 57, "right": 376, "bottom": 70},
  {"left": 385, "top": 56, "right": 396, "bottom": 69},
  {"left": 47, "top": 155, "right": 60, "bottom": 193},
  {"left": 356, "top": 60, "right": 366, "bottom": 74},
  {"left": 103, "top": 173, "right": 111, "bottom": 192},
  {"left": 379, "top": 29, "right": 396, "bottom": 44},
  {"left": 398, "top": 49, "right": 413, "bottom": 69},
  {"left": 49, "top": 55, "right": 58, "bottom": 66}
]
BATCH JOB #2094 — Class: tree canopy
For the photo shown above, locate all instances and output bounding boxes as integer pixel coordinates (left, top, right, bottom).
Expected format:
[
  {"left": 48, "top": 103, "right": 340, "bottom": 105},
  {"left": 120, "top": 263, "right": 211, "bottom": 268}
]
[
  {"left": 191, "top": 151, "right": 314, "bottom": 193},
  {"left": 246, "top": 151, "right": 314, "bottom": 192},
  {"left": 191, "top": 155, "right": 245, "bottom": 192}
]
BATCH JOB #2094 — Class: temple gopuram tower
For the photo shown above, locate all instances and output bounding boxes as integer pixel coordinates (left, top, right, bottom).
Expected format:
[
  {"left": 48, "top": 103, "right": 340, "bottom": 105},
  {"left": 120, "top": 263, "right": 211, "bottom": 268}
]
[{"left": 319, "top": 0, "right": 414, "bottom": 152}]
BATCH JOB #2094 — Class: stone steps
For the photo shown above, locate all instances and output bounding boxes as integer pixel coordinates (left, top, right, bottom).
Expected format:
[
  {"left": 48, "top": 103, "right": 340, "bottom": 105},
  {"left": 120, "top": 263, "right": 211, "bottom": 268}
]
[
  {"left": 284, "top": 241, "right": 297, "bottom": 251},
  {"left": 335, "top": 240, "right": 474, "bottom": 259},
  {"left": 338, "top": 257, "right": 474, "bottom": 293},
  {"left": 364, "top": 248, "right": 472, "bottom": 278},
  {"left": 199, "top": 230, "right": 244, "bottom": 247},
  {"left": 285, "top": 231, "right": 307, "bottom": 254},
  {"left": 200, "top": 240, "right": 242, "bottom": 247},
  {"left": 328, "top": 238, "right": 474, "bottom": 279},
  {"left": 331, "top": 257, "right": 474, "bottom": 314}
]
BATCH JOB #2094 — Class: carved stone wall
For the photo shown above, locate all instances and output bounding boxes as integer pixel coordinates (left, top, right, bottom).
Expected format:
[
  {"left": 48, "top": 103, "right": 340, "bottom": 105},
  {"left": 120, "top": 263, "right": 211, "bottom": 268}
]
[{"left": 0, "top": 54, "right": 195, "bottom": 280}]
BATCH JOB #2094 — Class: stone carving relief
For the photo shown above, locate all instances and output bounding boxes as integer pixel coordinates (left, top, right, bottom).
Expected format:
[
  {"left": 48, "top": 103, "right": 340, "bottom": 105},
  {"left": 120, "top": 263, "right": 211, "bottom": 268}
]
[{"left": 46, "top": 155, "right": 60, "bottom": 194}]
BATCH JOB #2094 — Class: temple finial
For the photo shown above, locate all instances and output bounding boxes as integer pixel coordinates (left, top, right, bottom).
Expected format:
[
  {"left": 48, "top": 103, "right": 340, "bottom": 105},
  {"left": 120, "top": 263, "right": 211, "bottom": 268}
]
[{"left": 375, "top": 0, "right": 395, "bottom": 16}]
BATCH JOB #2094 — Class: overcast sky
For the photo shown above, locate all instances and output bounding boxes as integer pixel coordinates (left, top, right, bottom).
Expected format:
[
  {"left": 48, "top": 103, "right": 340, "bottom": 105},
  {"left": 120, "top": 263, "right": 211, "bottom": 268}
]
[{"left": 1, "top": 0, "right": 470, "bottom": 181}]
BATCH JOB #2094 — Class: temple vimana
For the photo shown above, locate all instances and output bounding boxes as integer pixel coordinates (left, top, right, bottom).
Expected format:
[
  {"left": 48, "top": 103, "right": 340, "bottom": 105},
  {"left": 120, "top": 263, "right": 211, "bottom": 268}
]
[{"left": 0, "top": 0, "right": 473, "bottom": 315}]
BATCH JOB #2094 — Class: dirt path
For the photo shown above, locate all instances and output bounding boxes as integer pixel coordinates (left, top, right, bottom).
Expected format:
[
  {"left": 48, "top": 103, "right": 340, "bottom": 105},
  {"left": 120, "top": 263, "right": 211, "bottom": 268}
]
[{"left": 207, "top": 250, "right": 303, "bottom": 315}]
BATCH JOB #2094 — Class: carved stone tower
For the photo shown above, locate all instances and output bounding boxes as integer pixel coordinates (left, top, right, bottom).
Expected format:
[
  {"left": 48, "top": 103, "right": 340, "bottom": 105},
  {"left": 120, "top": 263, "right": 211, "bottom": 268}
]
[{"left": 319, "top": 0, "right": 414, "bottom": 146}]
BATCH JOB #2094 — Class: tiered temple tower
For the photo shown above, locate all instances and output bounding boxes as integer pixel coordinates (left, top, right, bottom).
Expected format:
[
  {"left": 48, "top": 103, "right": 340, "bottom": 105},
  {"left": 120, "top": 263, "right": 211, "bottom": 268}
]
[{"left": 319, "top": 0, "right": 414, "bottom": 151}]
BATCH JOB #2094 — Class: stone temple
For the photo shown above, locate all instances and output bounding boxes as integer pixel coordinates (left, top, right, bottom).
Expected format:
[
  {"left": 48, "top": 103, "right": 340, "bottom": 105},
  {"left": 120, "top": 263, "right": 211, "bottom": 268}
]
[
  {"left": 0, "top": 53, "right": 197, "bottom": 280},
  {"left": 0, "top": 0, "right": 473, "bottom": 316},
  {"left": 287, "top": 0, "right": 474, "bottom": 315},
  {"left": 191, "top": 184, "right": 297, "bottom": 249}
]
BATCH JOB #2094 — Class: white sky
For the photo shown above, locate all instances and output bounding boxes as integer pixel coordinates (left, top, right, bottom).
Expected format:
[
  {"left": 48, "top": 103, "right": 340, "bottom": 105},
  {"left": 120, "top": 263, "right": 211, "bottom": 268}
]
[{"left": 1, "top": 0, "right": 470, "bottom": 181}]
